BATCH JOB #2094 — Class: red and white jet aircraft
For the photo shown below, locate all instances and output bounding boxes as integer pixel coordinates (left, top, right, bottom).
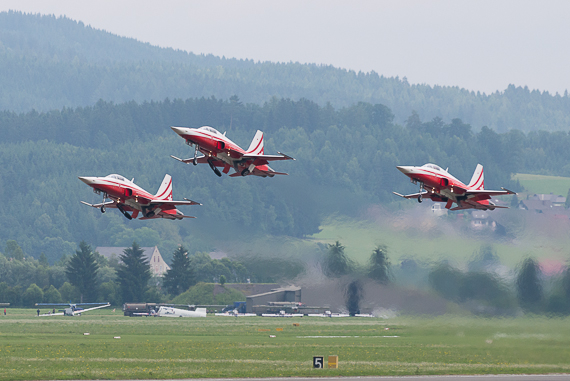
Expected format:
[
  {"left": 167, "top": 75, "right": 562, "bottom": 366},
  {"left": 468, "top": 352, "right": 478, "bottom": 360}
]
[
  {"left": 170, "top": 126, "right": 294, "bottom": 177},
  {"left": 393, "top": 163, "right": 515, "bottom": 211},
  {"left": 79, "top": 174, "right": 200, "bottom": 220}
]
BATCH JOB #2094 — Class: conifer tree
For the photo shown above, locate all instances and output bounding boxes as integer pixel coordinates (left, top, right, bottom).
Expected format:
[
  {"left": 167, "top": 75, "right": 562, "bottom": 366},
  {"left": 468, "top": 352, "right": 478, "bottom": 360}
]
[
  {"left": 368, "top": 245, "right": 391, "bottom": 284},
  {"left": 163, "top": 246, "right": 196, "bottom": 296},
  {"left": 117, "top": 242, "right": 151, "bottom": 303},
  {"left": 323, "top": 241, "right": 353, "bottom": 277},
  {"left": 516, "top": 257, "right": 543, "bottom": 313},
  {"left": 65, "top": 241, "right": 99, "bottom": 302}
]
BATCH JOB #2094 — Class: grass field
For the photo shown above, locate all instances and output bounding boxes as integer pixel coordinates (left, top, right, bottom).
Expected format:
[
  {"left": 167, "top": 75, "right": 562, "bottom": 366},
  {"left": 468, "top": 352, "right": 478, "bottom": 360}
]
[
  {"left": 513, "top": 173, "right": 570, "bottom": 196},
  {"left": 2, "top": 309, "right": 570, "bottom": 380}
]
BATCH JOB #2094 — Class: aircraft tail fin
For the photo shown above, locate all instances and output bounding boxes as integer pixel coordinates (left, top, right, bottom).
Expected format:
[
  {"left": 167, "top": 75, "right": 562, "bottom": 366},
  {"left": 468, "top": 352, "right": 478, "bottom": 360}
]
[
  {"left": 246, "top": 130, "right": 264, "bottom": 155},
  {"left": 155, "top": 174, "right": 173, "bottom": 201},
  {"left": 468, "top": 164, "right": 484, "bottom": 190}
]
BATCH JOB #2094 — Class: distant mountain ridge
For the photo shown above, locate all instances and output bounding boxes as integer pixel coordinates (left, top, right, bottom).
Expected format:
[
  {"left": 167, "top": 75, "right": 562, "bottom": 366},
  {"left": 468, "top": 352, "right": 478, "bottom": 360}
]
[{"left": 1, "top": 11, "right": 569, "bottom": 132}]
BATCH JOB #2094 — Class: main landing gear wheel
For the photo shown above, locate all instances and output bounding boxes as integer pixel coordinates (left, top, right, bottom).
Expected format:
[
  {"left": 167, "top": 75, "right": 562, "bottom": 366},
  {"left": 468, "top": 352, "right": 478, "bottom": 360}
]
[
  {"left": 241, "top": 168, "right": 250, "bottom": 176},
  {"left": 192, "top": 157, "right": 198, "bottom": 166},
  {"left": 100, "top": 205, "right": 106, "bottom": 213},
  {"left": 418, "top": 194, "right": 423, "bottom": 203}
]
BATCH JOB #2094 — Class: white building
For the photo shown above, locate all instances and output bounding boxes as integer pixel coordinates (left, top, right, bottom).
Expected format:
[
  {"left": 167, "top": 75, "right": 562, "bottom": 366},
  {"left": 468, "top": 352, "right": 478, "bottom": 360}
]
[{"left": 95, "top": 246, "right": 170, "bottom": 277}]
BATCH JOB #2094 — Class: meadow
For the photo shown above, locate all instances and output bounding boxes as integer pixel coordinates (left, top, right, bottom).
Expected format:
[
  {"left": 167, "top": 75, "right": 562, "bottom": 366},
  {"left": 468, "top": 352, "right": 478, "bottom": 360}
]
[
  {"left": 1, "top": 309, "right": 570, "bottom": 380},
  {"left": 513, "top": 173, "right": 570, "bottom": 197}
]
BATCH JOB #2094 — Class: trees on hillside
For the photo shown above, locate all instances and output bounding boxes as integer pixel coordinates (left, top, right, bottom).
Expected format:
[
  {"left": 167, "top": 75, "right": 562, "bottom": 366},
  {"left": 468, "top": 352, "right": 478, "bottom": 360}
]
[
  {"left": 65, "top": 241, "right": 99, "bottom": 302},
  {"left": 116, "top": 242, "right": 151, "bottom": 302},
  {"left": 163, "top": 246, "right": 195, "bottom": 296}
]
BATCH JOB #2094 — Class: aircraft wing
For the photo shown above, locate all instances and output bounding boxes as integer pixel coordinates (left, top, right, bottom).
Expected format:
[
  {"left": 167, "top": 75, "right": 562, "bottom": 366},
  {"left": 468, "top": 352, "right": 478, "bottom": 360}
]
[
  {"left": 72, "top": 303, "right": 110, "bottom": 315},
  {"left": 242, "top": 152, "right": 295, "bottom": 165},
  {"left": 465, "top": 188, "right": 516, "bottom": 197},
  {"left": 149, "top": 199, "right": 201, "bottom": 206},
  {"left": 80, "top": 200, "right": 116, "bottom": 208}
]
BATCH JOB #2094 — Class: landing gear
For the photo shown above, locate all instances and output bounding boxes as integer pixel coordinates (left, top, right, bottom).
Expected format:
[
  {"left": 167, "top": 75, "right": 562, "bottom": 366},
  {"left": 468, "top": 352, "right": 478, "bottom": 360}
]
[
  {"left": 100, "top": 192, "right": 108, "bottom": 213},
  {"left": 241, "top": 168, "right": 250, "bottom": 176},
  {"left": 208, "top": 159, "right": 222, "bottom": 177},
  {"left": 192, "top": 145, "right": 198, "bottom": 166},
  {"left": 418, "top": 194, "right": 423, "bottom": 203},
  {"left": 417, "top": 183, "right": 424, "bottom": 203}
]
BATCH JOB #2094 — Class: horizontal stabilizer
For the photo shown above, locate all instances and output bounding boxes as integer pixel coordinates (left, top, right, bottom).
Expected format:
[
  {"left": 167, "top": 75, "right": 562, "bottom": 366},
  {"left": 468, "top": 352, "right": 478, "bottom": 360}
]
[
  {"left": 80, "top": 200, "right": 115, "bottom": 208},
  {"left": 170, "top": 154, "right": 207, "bottom": 164},
  {"left": 392, "top": 191, "right": 428, "bottom": 199}
]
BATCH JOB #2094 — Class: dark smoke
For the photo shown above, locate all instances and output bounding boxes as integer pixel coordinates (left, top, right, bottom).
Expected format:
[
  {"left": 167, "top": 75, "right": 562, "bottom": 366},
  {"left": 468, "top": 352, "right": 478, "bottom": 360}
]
[{"left": 345, "top": 280, "right": 363, "bottom": 316}]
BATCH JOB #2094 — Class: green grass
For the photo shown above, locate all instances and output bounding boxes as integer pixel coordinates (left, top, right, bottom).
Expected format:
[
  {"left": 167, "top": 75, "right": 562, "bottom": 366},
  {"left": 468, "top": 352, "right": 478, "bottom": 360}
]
[
  {"left": 513, "top": 173, "right": 570, "bottom": 196},
  {"left": 2, "top": 309, "right": 570, "bottom": 379}
]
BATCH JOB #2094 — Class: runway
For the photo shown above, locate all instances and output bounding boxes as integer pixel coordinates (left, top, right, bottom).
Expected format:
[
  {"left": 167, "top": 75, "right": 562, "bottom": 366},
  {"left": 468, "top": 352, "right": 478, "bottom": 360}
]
[{"left": 111, "top": 375, "right": 570, "bottom": 381}]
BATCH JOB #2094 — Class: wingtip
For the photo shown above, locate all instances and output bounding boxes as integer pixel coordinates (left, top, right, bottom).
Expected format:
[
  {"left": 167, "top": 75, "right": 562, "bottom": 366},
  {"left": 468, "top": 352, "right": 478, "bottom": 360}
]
[{"left": 277, "top": 151, "right": 295, "bottom": 160}]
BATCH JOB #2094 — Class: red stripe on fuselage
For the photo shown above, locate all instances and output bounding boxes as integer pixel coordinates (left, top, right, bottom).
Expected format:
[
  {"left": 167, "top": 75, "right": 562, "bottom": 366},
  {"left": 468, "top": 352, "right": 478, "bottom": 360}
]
[{"left": 184, "top": 131, "right": 245, "bottom": 154}]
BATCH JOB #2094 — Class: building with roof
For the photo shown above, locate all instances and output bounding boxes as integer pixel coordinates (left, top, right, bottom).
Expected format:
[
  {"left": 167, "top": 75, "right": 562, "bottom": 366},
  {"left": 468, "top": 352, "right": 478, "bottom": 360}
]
[
  {"left": 95, "top": 246, "right": 170, "bottom": 277},
  {"left": 518, "top": 193, "right": 569, "bottom": 215}
]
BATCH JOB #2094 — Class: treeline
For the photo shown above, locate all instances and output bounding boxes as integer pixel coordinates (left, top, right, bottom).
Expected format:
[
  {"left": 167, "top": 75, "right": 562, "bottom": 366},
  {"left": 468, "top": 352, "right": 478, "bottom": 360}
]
[
  {"left": 2, "top": 11, "right": 570, "bottom": 132},
  {"left": 325, "top": 242, "right": 570, "bottom": 316},
  {"left": 0, "top": 240, "right": 293, "bottom": 307},
  {"left": 2, "top": 96, "right": 570, "bottom": 261}
]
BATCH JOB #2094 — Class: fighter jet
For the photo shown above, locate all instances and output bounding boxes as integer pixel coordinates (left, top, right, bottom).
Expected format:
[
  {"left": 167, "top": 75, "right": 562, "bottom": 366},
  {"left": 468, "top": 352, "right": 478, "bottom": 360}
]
[
  {"left": 393, "top": 163, "right": 515, "bottom": 211},
  {"left": 170, "top": 126, "right": 294, "bottom": 177},
  {"left": 79, "top": 174, "right": 200, "bottom": 220}
]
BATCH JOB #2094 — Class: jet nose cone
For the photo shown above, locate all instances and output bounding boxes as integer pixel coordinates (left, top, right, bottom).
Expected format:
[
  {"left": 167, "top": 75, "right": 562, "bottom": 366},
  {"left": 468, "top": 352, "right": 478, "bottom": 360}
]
[
  {"left": 78, "top": 176, "right": 96, "bottom": 185},
  {"left": 396, "top": 166, "right": 413, "bottom": 174},
  {"left": 171, "top": 126, "right": 189, "bottom": 136}
]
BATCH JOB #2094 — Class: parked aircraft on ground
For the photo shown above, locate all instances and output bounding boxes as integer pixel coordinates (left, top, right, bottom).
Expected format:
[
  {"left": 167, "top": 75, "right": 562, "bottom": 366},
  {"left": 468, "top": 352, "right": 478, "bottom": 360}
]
[
  {"left": 156, "top": 306, "right": 207, "bottom": 317},
  {"left": 35, "top": 302, "right": 110, "bottom": 316},
  {"left": 79, "top": 174, "right": 200, "bottom": 220},
  {"left": 393, "top": 163, "right": 515, "bottom": 211},
  {"left": 170, "top": 126, "right": 294, "bottom": 177}
]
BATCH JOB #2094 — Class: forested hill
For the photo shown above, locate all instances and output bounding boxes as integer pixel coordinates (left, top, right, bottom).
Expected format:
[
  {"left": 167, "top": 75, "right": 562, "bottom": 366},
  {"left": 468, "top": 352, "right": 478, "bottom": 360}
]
[
  {"left": 2, "top": 96, "right": 570, "bottom": 264},
  {"left": 1, "top": 11, "right": 570, "bottom": 132}
]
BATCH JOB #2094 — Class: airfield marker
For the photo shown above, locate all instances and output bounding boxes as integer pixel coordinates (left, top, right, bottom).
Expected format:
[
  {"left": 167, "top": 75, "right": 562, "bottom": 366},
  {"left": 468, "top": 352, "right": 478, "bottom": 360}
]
[
  {"left": 328, "top": 355, "right": 338, "bottom": 369},
  {"left": 313, "top": 356, "right": 324, "bottom": 368}
]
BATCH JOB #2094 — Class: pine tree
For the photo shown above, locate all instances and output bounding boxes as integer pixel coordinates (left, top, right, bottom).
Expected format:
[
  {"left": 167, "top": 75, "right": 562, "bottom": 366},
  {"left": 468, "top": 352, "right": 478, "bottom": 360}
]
[
  {"left": 65, "top": 241, "right": 99, "bottom": 302},
  {"left": 368, "top": 245, "right": 391, "bottom": 284},
  {"left": 117, "top": 242, "right": 151, "bottom": 303},
  {"left": 163, "top": 246, "right": 196, "bottom": 296},
  {"left": 323, "top": 241, "right": 353, "bottom": 277},
  {"left": 516, "top": 257, "right": 543, "bottom": 313}
]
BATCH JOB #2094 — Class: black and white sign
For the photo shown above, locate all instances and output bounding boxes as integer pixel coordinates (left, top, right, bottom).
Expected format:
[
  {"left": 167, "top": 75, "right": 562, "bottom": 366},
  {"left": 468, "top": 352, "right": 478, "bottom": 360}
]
[{"left": 313, "top": 356, "right": 324, "bottom": 368}]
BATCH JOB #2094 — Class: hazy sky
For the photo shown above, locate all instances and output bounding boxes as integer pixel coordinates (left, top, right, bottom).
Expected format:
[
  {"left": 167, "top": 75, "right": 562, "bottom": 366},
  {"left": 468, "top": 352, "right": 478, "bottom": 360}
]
[{"left": 2, "top": 0, "right": 570, "bottom": 95}]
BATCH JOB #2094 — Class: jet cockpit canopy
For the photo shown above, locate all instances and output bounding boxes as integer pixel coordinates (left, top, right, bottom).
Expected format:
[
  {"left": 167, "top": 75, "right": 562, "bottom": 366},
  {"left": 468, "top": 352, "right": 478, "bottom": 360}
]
[
  {"left": 106, "top": 174, "right": 127, "bottom": 182},
  {"left": 422, "top": 163, "right": 444, "bottom": 172},
  {"left": 199, "top": 126, "right": 222, "bottom": 136}
]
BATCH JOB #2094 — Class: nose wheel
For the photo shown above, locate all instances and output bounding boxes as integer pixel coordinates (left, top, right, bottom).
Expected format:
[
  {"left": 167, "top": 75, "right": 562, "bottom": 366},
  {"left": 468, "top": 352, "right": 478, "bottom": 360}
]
[
  {"left": 193, "top": 145, "right": 199, "bottom": 166},
  {"left": 100, "top": 205, "right": 106, "bottom": 213}
]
